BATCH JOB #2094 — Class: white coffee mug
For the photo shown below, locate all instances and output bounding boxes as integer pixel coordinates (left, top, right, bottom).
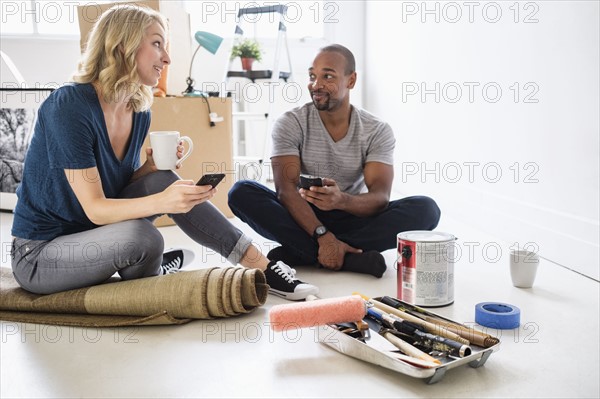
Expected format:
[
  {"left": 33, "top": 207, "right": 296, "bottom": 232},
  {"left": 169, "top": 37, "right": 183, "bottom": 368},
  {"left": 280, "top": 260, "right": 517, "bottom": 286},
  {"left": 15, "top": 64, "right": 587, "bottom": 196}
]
[
  {"left": 510, "top": 249, "right": 540, "bottom": 288},
  {"left": 149, "top": 131, "right": 193, "bottom": 170}
]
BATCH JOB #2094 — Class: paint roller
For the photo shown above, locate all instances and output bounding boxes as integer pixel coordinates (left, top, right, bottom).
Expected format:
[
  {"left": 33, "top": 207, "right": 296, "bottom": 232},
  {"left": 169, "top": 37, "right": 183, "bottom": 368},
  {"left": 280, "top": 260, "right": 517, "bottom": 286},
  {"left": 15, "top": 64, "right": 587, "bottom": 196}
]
[
  {"left": 269, "top": 294, "right": 442, "bottom": 366},
  {"left": 269, "top": 295, "right": 367, "bottom": 331}
]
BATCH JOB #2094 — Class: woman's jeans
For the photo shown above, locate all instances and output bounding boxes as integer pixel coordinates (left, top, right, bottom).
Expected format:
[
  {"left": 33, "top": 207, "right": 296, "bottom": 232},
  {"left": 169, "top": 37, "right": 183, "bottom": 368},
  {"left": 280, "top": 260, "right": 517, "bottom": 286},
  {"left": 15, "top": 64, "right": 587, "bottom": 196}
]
[{"left": 11, "top": 171, "right": 252, "bottom": 294}]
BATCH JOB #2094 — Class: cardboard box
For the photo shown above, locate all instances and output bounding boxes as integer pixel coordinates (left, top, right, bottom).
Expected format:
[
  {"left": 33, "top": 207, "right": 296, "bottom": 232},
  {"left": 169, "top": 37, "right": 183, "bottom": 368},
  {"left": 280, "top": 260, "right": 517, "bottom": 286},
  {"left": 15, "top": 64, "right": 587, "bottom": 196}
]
[
  {"left": 76, "top": 0, "right": 191, "bottom": 95},
  {"left": 143, "top": 96, "right": 235, "bottom": 226}
]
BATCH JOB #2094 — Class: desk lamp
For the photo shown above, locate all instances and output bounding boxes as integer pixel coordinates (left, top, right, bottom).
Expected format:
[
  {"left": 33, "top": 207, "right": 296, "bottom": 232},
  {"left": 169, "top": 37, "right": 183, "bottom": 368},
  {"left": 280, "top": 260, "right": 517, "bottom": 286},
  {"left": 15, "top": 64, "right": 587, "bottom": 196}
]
[{"left": 183, "top": 31, "right": 223, "bottom": 97}]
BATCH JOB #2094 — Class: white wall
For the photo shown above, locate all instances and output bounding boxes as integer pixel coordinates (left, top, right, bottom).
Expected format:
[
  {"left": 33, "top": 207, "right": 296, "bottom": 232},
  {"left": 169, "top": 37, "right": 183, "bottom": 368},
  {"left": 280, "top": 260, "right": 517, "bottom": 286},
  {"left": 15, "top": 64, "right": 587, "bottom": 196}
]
[
  {"left": 365, "top": 1, "right": 599, "bottom": 280},
  {"left": 0, "top": 37, "right": 80, "bottom": 87}
]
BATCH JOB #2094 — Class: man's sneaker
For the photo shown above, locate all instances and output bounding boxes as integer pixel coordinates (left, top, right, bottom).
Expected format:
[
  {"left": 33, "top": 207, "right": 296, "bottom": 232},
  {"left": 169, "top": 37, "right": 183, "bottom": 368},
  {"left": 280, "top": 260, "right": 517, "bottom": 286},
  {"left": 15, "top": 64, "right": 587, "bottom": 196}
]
[
  {"left": 160, "top": 248, "right": 195, "bottom": 275},
  {"left": 263, "top": 261, "right": 319, "bottom": 301}
]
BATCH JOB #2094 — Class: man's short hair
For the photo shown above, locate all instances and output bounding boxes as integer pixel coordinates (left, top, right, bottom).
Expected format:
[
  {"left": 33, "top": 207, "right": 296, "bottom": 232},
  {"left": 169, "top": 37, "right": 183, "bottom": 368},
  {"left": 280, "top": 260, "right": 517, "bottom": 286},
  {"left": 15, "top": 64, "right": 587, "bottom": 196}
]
[{"left": 319, "top": 44, "right": 356, "bottom": 75}]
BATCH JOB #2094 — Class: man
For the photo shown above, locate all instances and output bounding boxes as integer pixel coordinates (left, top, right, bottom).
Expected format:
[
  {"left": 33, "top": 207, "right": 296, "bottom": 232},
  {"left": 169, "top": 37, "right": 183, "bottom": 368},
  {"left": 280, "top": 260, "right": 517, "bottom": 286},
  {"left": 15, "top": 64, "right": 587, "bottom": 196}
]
[{"left": 228, "top": 44, "right": 440, "bottom": 277}]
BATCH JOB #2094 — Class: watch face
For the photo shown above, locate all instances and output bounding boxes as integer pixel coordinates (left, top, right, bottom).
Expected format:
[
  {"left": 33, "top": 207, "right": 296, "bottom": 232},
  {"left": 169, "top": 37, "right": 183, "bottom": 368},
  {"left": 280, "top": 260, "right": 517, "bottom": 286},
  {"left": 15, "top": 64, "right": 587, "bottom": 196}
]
[{"left": 316, "top": 226, "right": 327, "bottom": 235}]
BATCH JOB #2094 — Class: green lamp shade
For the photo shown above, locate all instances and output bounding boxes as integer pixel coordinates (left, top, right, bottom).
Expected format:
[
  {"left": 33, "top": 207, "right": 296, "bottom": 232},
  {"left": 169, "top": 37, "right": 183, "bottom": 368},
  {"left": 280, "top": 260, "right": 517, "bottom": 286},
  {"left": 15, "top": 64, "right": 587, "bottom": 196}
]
[
  {"left": 184, "top": 31, "right": 224, "bottom": 96},
  {"left": 195, "top": 31, "right": 223, "bottom": 55}
]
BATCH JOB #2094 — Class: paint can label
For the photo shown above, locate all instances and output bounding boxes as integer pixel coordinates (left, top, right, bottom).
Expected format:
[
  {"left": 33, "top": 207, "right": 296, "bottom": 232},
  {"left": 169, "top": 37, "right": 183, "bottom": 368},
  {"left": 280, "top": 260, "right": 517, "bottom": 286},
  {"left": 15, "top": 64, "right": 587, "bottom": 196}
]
[{"left": 397, "top": 231, "right": 455, "bottom": 307}]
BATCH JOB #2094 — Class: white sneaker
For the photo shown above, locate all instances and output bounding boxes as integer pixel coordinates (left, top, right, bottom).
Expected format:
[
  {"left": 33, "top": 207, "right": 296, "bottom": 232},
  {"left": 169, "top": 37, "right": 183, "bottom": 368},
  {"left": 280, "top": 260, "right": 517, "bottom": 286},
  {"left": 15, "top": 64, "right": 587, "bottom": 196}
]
[{"left": 264, "top": 261, "right": 319, "bottom": 301}]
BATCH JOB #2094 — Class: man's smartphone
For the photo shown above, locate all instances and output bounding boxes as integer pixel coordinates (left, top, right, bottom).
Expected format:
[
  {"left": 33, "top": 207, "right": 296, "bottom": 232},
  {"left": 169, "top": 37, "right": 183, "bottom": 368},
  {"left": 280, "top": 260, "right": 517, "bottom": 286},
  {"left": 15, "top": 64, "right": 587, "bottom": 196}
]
[
  {"left": 196, "top": 173, "right": 225, "bottom": 188},
  {"left": 299, "top": 174, "right": 323, "bottom": 189}
]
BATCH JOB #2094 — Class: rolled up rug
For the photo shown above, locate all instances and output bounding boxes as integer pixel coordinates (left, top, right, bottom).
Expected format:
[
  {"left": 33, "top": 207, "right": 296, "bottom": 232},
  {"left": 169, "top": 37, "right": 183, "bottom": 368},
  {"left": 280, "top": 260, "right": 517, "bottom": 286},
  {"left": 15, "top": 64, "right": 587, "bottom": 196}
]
[{"left": 0, "top": 266, "right": 268, "bottom": 327}]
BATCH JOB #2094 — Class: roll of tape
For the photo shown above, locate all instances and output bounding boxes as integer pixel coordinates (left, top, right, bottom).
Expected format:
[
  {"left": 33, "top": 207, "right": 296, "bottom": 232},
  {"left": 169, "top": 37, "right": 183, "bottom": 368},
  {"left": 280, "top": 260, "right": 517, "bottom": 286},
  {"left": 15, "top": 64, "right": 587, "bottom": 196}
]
[{"left": 475, "top": 302, "right": 521, "bottom": 329}]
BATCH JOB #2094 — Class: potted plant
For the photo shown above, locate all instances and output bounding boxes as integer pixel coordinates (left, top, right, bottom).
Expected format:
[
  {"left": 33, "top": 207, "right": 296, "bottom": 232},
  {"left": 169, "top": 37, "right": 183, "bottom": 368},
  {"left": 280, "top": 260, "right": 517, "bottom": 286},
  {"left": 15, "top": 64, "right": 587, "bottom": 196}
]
[{"left": 231, "top": 38, "right": 263, "bottom": 71}]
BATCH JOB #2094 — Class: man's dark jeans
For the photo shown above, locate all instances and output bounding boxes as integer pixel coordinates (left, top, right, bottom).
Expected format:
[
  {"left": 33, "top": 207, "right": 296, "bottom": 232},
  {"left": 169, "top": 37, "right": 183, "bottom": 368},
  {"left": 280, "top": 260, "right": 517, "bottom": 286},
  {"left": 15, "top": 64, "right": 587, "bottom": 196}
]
[{"left": 228, "top": 180, "right": 441, "bottom": 264}]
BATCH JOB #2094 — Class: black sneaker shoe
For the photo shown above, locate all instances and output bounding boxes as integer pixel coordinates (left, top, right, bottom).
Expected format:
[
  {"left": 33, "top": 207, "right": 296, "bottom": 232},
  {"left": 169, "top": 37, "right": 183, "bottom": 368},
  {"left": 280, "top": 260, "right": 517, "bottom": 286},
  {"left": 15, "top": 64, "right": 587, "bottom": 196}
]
[
  {"left": 160, "top": 248, "right": 194, "bottom": 275},
  {"left": 264, "top": 261, "right": 319, "bottom": 301}
]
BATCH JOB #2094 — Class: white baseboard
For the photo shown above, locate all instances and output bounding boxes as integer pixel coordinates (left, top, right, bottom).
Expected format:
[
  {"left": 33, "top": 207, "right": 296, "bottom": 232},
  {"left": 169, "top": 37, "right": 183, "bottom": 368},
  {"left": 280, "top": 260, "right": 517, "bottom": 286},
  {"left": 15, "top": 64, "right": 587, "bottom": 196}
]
[{"left": 394, "top": 187, "right": 599, "bottom": 281}]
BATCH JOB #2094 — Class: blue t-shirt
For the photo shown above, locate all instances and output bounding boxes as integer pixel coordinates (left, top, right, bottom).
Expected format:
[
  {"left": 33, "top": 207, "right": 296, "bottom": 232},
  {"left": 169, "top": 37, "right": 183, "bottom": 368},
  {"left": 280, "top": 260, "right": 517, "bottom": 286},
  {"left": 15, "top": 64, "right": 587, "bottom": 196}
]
[{"left": 11, "top": 83, "right": 151, "bottom": 240}]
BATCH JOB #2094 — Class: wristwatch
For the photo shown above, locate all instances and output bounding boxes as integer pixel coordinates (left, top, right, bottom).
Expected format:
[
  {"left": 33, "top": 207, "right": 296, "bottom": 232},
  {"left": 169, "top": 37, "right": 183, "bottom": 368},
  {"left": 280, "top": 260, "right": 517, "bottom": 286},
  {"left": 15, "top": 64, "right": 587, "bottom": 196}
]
[{"left": 312, "top": 225, "right": 328, "bottom": 241}]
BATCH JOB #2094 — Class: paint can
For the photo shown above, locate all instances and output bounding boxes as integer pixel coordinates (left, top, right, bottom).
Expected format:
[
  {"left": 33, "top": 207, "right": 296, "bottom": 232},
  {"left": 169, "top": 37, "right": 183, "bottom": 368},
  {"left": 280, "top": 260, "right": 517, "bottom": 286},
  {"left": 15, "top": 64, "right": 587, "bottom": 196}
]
[{"left": 397, "top": 231, "right": 457, "bottom": 307}]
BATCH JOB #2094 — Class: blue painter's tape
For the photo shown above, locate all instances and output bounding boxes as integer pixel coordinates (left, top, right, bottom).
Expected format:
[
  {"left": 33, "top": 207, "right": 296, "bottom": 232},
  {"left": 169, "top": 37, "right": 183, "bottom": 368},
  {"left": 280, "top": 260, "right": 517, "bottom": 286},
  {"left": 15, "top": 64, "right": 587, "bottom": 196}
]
[{"left": 475, "top": 302, "right": 521, "bottom": 330}]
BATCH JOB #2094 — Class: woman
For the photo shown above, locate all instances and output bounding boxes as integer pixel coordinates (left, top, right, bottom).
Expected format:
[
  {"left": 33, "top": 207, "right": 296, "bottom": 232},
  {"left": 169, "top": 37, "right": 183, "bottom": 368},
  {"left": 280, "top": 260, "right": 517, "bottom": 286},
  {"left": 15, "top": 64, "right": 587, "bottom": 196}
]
[{"left": 10, "top": 4, "right": 317, "bottom": 301}]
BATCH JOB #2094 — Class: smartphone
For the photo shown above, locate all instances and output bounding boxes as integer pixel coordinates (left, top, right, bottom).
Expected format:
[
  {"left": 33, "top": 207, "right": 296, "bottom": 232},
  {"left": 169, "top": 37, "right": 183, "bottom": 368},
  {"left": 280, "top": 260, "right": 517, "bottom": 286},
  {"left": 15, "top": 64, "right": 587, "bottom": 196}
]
[
  {"left": 299, "top": 174, "right": 323, "bottom": 189},
  {"left": 196, "top": 173, "right": 225, "bottom": 188}
]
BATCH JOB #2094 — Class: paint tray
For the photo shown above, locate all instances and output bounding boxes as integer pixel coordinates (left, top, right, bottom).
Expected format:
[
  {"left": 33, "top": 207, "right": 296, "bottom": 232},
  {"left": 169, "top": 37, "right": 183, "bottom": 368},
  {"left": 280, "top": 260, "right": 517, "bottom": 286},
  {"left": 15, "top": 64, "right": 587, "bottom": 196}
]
[{"left": 316, "top": 297, "right": 500, "bottom": 384}]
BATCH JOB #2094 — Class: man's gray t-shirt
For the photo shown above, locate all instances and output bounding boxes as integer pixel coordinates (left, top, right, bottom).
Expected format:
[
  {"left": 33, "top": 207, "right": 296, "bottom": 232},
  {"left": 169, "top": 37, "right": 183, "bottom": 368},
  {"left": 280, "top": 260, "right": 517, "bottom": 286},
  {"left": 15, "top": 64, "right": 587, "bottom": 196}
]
[{"left": 271, "top": 103, "right": 395, "bottom": 195}]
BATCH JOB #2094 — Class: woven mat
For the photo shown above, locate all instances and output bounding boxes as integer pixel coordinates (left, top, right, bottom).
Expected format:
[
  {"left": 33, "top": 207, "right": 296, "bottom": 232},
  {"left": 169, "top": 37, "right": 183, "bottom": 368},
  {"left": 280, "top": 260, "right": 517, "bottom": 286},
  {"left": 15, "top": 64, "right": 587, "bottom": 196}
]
[{"left": 0, "top": 267, "right": 268, "bottom": 327}]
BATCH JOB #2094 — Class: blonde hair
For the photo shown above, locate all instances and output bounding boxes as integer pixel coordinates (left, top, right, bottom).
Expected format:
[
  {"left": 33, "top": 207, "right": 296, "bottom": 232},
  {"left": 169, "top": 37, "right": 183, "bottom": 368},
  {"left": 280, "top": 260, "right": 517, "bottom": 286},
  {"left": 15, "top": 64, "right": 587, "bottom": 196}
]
[{"left": 73, "top": 4, "right": 168, "bottom": 112}]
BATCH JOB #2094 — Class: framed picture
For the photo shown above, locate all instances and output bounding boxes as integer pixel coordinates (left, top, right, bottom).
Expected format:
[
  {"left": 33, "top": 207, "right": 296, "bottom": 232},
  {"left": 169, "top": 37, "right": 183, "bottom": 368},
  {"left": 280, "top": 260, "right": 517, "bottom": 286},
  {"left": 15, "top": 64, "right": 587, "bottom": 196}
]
[{"left": 0, "top": 88, "right": 54, "bottom": 211}]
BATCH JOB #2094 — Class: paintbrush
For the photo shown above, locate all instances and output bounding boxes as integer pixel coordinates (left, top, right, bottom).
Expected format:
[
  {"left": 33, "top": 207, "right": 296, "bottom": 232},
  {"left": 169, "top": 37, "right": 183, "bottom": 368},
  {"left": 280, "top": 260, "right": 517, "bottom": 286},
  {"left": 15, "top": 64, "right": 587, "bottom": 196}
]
[
  {"left": 353, "top": 292, "right": 471, "bottom": 346},
  {"left": 380, "top": 296, "right": 499, "bottom": 348},
  {"left": 367, "top": 307, "right": 472, "bottom": 358},
  {"left": 364, "top": 307, "right": 442, "bottom": 365}
]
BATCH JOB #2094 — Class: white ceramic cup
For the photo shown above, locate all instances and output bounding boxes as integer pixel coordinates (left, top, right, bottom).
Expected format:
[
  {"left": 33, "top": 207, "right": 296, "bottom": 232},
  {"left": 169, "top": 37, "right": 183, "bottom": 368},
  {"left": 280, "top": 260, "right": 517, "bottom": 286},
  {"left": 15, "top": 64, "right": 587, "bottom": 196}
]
[
  {"left": 149, "top": 131, "right": 193, "bottom": 170},
  {"left": 510, "top": 249, "right": 540, "bottom": 288}
]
